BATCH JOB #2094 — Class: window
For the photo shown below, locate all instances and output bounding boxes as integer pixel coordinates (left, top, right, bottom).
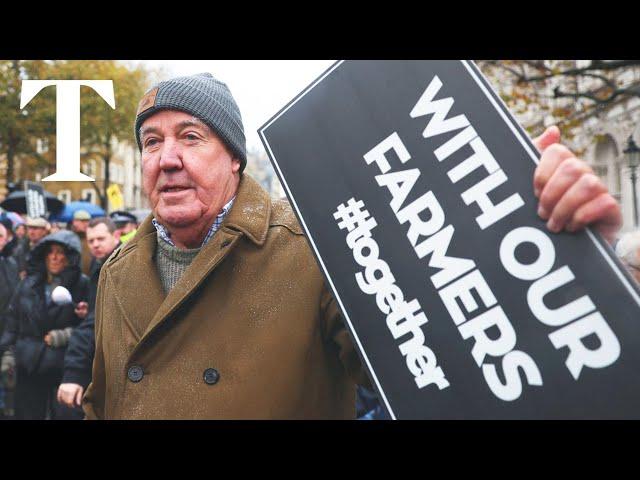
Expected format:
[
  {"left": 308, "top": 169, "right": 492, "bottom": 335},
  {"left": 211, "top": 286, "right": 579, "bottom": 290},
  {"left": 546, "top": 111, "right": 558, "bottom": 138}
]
[
  {"left": 82, "top": 159, "right": 97, "bottom": 178},
  {"left": 82, "top": 189, "right": 95, "bottom": 204},
  {"left": 593, "top": 135, "right": 620, "bottom": 196},
  {"left": 36, "top": 138, "right": 49, "bottom": 154},
  {"left": 115, "top": 164, "right": 124, "bottom": 184},
  {"left": 58, "top": 190, "right": 71, "bottom": 204}
]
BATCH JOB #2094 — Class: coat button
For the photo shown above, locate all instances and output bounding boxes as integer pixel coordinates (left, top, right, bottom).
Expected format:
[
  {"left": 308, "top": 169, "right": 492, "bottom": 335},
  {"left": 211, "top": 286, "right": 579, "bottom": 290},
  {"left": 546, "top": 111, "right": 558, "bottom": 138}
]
[
  {"left": 128, "top": 365, "right": 144, "bottom": 383},
  {"left": 203, "top": 368, "right": 219, "bottom": 385}
]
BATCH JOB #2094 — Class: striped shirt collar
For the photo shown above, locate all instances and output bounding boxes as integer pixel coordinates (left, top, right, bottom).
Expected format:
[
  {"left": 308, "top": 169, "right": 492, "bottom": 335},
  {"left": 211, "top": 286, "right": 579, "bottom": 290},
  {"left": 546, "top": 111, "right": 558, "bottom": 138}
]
[{"left": 152, "top": 197, "right": 235, "bottom": 248}]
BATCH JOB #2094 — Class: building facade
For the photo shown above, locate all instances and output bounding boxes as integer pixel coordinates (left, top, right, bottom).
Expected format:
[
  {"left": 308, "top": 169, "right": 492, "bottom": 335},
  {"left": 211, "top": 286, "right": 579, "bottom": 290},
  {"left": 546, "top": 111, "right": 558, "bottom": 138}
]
[
  {"left": 1, "top": 136, "right": 147, "bottom": 213},
  {"left": 483, "top": 60, "right": 640, "bottom": 234},
  {"left": 577, "top": 97, "right": 640, "bottom": 233}
]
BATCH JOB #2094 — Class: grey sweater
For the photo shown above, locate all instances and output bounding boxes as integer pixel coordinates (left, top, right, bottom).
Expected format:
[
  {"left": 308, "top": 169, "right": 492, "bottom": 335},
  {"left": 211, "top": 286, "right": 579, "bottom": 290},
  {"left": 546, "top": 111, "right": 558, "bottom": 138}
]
[{"left": 155, "top": 233, "right": 202, "bottom": 294}]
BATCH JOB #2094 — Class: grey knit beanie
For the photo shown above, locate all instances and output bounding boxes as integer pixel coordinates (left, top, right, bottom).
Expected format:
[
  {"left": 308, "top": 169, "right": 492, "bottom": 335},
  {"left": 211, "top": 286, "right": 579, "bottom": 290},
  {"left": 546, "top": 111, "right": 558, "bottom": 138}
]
[{"left": 134, "top": 73, "right": 246, "bottom": 172}]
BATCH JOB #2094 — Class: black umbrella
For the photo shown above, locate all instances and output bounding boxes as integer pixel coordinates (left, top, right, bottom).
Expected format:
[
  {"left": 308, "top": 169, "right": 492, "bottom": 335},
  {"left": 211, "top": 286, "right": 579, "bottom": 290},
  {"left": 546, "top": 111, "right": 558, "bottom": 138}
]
[{"left": 0, "top": 190, "right": 65, "bottom": 215}]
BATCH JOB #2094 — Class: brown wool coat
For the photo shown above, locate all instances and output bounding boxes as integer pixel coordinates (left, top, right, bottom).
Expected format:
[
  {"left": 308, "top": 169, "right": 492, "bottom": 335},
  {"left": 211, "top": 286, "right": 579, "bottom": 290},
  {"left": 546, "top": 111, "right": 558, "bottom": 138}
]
[{"left": 83, "top": 175, "right": 369, "bottom": 419}]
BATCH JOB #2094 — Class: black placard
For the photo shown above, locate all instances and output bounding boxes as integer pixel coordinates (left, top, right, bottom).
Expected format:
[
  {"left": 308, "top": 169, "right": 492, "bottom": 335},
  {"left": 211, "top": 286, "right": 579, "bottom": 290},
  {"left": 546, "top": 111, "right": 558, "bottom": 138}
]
[{"left": 259, "top": 60, "right": 640, "bottom": 419}]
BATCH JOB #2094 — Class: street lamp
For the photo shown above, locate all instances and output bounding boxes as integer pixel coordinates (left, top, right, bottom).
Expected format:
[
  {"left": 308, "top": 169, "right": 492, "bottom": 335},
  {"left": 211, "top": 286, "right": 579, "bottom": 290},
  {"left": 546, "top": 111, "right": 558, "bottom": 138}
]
[{"left": 624, "top": 135, "right": 640, "bottom": 227}]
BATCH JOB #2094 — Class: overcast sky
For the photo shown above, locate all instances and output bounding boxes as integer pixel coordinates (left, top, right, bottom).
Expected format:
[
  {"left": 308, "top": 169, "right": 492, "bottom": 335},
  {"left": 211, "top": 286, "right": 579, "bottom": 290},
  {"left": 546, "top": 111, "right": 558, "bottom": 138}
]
[{"left": 136, "top": 60, "right": 336, "bottom": 153}]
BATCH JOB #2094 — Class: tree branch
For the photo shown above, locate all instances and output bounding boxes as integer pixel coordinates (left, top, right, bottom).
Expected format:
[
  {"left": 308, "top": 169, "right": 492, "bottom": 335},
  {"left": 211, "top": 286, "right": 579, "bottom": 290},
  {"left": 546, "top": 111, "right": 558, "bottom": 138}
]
[
  {"left": 488, "top": 60, "right": 640, "bottom": 84},
  {"left": 553, "top": 84, "right": 640, "bottom": 104}
]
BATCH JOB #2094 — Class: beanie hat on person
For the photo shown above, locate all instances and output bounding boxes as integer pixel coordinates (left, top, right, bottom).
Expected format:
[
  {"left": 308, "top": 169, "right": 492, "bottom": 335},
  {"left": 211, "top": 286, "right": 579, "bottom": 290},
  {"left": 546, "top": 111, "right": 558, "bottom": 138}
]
[{"left": 134, "top": 73, "right": 247, "bottom": 173}]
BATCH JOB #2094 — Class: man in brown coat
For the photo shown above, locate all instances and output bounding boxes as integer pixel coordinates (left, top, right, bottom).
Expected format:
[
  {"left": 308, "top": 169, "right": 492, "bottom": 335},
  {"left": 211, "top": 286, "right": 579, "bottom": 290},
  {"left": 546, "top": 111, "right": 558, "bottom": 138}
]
[{"left": 83, "top": 73, "right": 622, "bottom": 419}]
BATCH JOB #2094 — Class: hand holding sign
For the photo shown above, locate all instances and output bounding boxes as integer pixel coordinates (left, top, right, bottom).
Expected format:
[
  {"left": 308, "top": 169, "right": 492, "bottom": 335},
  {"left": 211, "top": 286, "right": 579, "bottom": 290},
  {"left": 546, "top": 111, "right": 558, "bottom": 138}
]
[
  {"left": 261, "top": 61, "right": 640, "bottom": 418},
  {"left": 533, "top": 126, "right": 622, "bottom": 244}
]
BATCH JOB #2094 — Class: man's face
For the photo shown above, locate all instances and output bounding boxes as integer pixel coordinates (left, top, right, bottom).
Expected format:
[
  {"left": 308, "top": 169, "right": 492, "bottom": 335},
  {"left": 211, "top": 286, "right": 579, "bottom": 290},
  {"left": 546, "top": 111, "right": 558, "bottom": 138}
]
[
  {"left": 87, "top": 223, "right": 119, "bottom": 260},
  {"left": 72, "top": 219, "right": 89, "bottom": 233},
  {"left": 28, "top": 226, "right": 47, "bottom": 244},
  {"left": 140, "top": 110, "right": 241, "bottom": 232},
  {"left": 0, "top": 224, "right": 8, "bottom": 251},
  {"left": 46, "top": 244, "right": 68, "bottom": 276}
]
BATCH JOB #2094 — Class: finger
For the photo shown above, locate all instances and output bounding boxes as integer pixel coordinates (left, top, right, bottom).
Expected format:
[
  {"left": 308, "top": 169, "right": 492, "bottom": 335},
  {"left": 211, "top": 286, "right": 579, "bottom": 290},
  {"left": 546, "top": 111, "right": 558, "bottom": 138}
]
[
  {"left": 533, "top": 125, "right": 561, "bottom": 153},
  {"left": 57, "top": 388, "right": 63, "bottom": 404},
  {"left": 545, "top": 173, "right": 608, "bottom": 233},
  {"left": 533, "top": 143, "right": 576, "bottom": 198},
  {"left": 75, "top": 388, "right": 84, "bottom": 407},
  {"left": 538, "top": 157, "right": 594, "bottom": 220},
  {"left": 566, "top": 193, "right": 622, "bottom": 240}
]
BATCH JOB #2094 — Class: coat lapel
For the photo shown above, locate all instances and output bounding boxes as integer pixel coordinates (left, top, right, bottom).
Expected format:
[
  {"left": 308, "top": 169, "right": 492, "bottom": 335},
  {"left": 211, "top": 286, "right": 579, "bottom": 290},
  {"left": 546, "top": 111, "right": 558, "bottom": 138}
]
[
  {"left": 106, "top": 225, "right": 165, "bottom": 341},
  {"left": 133, "top": 175, "right": 272, "bottom": 349},
  {"left": 137, "top": 228, "right": 242, "bottom": 343}
]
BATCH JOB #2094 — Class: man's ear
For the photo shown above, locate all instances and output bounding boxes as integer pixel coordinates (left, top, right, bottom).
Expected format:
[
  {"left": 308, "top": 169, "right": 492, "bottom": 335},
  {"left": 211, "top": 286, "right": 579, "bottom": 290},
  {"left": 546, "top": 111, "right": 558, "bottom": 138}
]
[{"left": 231, "top": 157, "right": 241, "bottom": 174}]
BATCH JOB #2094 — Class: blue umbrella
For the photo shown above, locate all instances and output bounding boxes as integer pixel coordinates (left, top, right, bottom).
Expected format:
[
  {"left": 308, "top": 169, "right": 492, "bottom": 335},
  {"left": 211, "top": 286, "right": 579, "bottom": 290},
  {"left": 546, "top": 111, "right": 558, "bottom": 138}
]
[{"left": 49, "top": 201, "right": 106, "bottom": 223}]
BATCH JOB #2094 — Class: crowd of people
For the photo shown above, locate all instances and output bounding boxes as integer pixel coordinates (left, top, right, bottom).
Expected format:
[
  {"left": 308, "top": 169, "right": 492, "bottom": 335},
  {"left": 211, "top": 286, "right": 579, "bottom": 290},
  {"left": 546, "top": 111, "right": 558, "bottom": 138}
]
[
  {"left": 0, "top": 71, "right": 634, "bottom": 420},
  {"left": 0, "top": 209, "right": 138, "bottom": 419},
  {"left": 0, "top": 202, "right": 392, "bottom": 420}
]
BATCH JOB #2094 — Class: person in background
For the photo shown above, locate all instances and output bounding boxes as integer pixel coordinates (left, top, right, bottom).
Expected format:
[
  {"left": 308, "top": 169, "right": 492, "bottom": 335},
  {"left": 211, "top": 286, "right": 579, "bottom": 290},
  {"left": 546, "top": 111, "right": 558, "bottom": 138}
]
[
  {"left": 109, "top": 211, "right": 139, "bottom": 244},
  {"left": 0, "top": 215, "right": 28, "bottom": 278},
  {"left": 0, "top": 231, "right": 89, "bottom": 419},
  {"left": 26, "top": 216, "right": 50, "bottom": 250},
  {"left": 14, "top": 223, "right": 26, "bottom": 241},
  {"left": 0, "top": 222, "right": 19, "bottom": 419},
  {"left": 616, "top": 231, "right": 640, "bottom": 284},
  {"left": 25, "top": 216, "right": 51, "bottom": 281},
  {"left": 57, "top": 217, "right": 120, "bottom": 413},
  {"left": 69, "top": 210, "right": 92, "bottom": 276},
  {"left": 49, "top": 222, "right": 67, "bottom": 234},
  {"left": 356, "top": 386, "right": 390, "bottom": 420}
]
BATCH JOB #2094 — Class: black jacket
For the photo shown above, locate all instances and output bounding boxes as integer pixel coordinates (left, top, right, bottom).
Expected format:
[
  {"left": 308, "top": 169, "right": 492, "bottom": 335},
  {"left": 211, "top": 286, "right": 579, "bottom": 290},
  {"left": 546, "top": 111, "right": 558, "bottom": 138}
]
[
  {"left": 0, "top": 250, "right": 19, "bottom": 335},
  {"left": 62, "top": 255, "right": 102, "bottom": 387},
  {"left": 0, "top": 230, "right": 89, "bottom": 376},
  {"left": 3, "top": 235, "right": 28, "bottom": 274}
]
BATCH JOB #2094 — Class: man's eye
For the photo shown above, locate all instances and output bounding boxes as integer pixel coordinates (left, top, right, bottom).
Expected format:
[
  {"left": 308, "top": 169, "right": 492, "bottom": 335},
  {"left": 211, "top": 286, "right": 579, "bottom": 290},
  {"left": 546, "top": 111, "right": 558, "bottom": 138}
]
[{"left": 144, "top": 138, "right": 159, "bottom": 148}]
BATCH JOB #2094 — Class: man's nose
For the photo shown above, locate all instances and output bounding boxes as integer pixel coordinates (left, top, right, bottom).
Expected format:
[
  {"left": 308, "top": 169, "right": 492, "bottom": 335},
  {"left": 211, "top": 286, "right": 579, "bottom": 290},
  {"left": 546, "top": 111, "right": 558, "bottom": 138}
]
[{"left": 159, "top": 138, "right": 183, "bottom": 170}]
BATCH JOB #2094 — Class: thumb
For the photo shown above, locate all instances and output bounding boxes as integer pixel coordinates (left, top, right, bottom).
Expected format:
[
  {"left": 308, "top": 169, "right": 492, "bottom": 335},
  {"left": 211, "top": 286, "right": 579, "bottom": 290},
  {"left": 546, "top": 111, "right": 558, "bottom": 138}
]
[{"left": 533, "top": 125, "right": 561, "bottom": 153}]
